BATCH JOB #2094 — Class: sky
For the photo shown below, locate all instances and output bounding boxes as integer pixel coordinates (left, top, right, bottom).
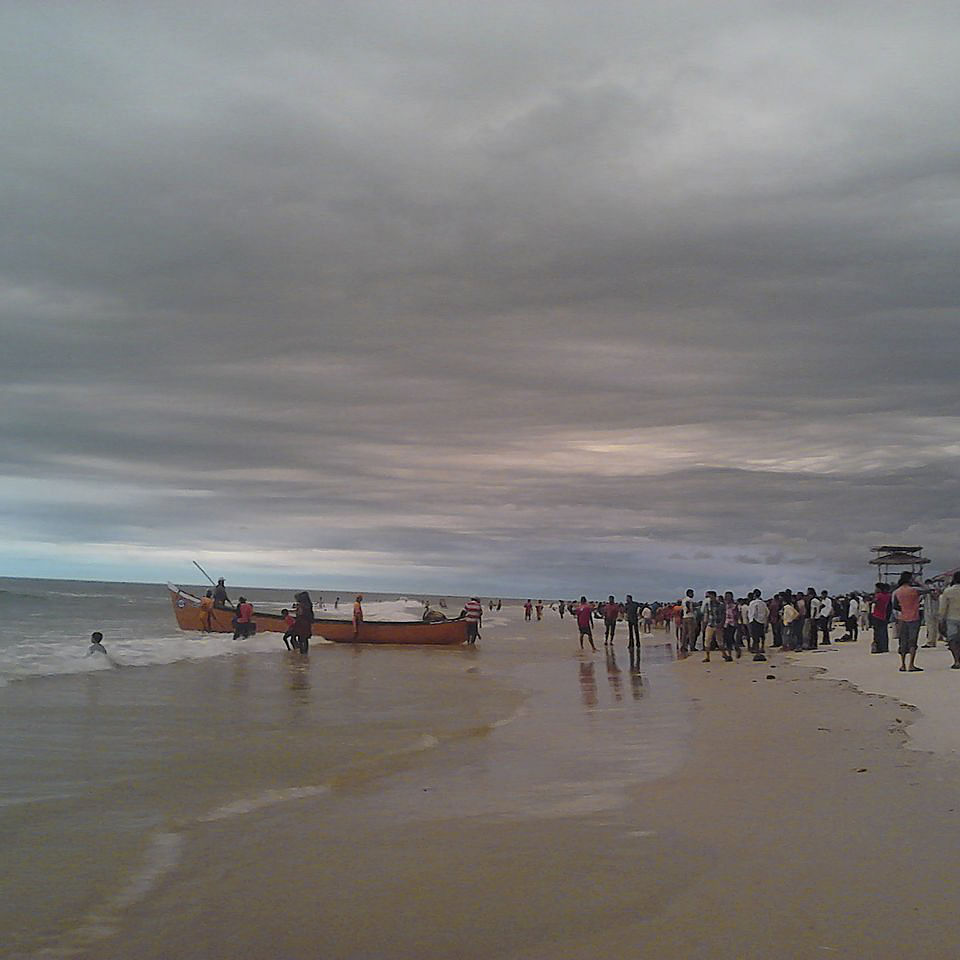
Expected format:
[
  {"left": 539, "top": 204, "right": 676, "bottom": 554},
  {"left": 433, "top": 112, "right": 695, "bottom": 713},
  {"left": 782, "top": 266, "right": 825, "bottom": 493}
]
[{"left": 2, "top": 1, "right": 960, "bottom": 598}]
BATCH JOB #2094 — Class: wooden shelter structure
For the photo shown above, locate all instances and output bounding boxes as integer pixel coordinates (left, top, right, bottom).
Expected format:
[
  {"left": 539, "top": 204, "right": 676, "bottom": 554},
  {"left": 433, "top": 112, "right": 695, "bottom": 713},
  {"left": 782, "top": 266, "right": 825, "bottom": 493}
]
[{"left": 869, "top": 545, "right": 930, "bottom": 582}]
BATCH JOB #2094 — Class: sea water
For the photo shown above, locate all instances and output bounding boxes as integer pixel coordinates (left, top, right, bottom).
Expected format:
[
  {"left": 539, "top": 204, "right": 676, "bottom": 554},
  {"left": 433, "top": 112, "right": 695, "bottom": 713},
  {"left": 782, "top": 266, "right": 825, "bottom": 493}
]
[{"left": 0, "top": 580, "right": 692, "bottom": 959}]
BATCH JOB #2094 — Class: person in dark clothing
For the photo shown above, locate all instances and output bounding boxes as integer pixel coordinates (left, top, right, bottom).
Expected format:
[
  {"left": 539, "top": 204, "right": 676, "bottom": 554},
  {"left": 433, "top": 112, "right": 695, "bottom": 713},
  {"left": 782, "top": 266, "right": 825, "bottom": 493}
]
[
  {"left": 624, "top": 594, "right": 640, "bottom": 650},
  {"left": 213, "top": 578, "right": 232, "bottom": 609},
  {"left": 292, "top": 591, "right": 314, "bottom": 654}
]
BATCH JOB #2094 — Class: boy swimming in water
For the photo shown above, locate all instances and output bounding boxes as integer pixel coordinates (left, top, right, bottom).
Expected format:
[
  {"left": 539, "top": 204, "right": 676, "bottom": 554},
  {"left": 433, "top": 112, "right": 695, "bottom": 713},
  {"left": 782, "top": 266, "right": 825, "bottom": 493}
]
[{"left": 86, "top": 631, "right": 117, "bottom": 665}]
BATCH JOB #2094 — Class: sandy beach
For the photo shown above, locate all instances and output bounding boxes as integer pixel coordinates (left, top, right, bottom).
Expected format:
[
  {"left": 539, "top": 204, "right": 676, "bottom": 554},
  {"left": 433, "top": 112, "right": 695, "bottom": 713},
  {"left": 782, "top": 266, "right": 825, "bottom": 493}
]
[{"left": 44, "top": 608, "right": 958, "bottom": 960}]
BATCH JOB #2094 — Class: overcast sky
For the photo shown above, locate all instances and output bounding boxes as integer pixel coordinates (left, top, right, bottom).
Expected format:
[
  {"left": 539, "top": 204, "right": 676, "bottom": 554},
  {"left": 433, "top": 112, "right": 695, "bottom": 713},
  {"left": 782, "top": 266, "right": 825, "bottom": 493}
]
[{"left": 2, "top": 1, "right": 959, "bottom": 597}]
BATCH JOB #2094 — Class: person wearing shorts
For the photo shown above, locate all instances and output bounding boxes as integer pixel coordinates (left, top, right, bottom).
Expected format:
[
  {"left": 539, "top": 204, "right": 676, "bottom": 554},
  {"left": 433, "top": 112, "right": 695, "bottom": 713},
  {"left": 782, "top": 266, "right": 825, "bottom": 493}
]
[
  {"left": 893, "top": 572, "right": 931, "bottom": 672},
  {"left": 576, "top": 597, "right": 597, "bottom": 651}
]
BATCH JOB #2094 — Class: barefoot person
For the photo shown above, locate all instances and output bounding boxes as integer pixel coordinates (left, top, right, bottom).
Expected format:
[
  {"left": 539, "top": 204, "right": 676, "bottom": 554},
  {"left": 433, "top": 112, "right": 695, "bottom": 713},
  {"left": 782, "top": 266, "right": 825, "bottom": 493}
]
[
  {"left": 893, "top": 571, "right": 931, "bottom": 672},
  {"left": 576, "top": 596, "right": 597, "bottom": 651},
  {"left": 602, "top": 595, "right": 619, "bottom": 646}
]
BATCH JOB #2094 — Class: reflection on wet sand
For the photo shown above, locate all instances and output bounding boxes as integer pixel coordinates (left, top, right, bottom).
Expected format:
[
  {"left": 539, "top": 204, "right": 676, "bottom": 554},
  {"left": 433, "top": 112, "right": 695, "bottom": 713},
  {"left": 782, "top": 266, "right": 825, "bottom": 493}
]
[
  {"left": 605, "top": 648, "right": 623, "bottom": 702},
  {"left": 628, "top": 649, "right": 644, "bottom": 701},
  {"left": 578, "top": 660, "right": 598, "bottom": 709}
]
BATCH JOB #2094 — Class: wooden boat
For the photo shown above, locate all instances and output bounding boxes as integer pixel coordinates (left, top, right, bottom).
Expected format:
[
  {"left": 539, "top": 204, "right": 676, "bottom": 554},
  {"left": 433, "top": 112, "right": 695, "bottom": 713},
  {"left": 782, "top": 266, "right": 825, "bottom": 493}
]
[{"left": 167, "top": 584, "right": 468, "bottom": 645}]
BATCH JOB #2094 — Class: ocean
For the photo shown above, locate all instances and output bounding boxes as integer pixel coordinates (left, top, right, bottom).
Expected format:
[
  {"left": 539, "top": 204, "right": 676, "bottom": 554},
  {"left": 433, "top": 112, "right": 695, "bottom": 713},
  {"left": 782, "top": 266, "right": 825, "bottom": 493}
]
[{"left": 0, "top": 579, "right": 692, "bottom": 959}]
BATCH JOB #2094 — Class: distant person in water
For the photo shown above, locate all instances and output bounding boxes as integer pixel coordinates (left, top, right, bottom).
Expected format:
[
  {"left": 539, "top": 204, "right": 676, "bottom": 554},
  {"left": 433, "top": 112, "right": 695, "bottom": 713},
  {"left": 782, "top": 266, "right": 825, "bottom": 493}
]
[
  {"left": 535, "top": 600, "right": 544, "bottom": 621},
  {"left": 576, "top": 596, "right": 597, "bottom": 651},
  {"left": 524, "top": 600, "right": 533, "bottom": 621},
  {"left": 352, "top": 594, "right": 364, "bottom": 639},
  {"left": 199, "top": 590, "right": 214, "bottom": 632},
  {"left": 213, "top": 578, "right": 232, "bottom": 608},
  {"left": 293, "top": 591, "right": 314, "bottom": 654},
  {"left": 334, "top": 597, "right": 340, "bottom": 610}
]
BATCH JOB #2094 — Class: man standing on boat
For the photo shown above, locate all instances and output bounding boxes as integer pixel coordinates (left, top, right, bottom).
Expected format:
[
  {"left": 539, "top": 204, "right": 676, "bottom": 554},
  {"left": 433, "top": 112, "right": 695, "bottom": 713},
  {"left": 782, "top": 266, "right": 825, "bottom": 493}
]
[{"left": 213, "top": 578, "right": 232, "bottom": 609}]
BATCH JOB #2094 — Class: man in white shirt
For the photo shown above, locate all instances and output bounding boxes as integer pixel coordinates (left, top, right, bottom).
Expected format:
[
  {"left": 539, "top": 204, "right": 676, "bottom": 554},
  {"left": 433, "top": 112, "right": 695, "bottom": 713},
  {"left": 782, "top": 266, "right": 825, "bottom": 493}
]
[
  {"left": 747, "top": 590, "right": 769, "bottom": 654},
  {"left": 818, "top": 591, "right": 834, "bottom": 645},
  {"left": 846, "top": 595, "right": 860, "bottom": 641}
]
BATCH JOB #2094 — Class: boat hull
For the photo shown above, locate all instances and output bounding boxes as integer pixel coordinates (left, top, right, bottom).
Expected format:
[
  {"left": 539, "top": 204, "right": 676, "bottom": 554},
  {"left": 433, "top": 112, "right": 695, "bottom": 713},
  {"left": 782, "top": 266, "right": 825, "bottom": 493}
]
[{"left": 167, "top": 585, "right": 468, "bottom": 645}]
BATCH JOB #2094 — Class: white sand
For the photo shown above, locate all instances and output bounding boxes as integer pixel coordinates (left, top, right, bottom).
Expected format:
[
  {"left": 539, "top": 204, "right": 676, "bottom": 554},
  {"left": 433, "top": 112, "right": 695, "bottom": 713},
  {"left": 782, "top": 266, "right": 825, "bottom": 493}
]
[{"left": 798, "top": 629, "right": 960, "bottom": 757}]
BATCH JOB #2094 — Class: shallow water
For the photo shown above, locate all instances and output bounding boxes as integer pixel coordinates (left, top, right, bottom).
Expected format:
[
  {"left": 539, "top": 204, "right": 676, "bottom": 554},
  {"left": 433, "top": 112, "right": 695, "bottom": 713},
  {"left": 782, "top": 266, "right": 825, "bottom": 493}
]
[{"left": 0, "top": 581, "right": 692, "bottom": 959}]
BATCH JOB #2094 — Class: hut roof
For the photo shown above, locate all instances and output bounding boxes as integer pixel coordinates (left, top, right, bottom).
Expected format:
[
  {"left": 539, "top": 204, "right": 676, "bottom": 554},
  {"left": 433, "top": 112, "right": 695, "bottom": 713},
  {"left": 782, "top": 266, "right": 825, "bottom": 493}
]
[
  {"left": 869, "top": 551, "right": 930, "bottom": 566},
  {"left": 870, "top": 545, "right": 923, "bottom": 554}
]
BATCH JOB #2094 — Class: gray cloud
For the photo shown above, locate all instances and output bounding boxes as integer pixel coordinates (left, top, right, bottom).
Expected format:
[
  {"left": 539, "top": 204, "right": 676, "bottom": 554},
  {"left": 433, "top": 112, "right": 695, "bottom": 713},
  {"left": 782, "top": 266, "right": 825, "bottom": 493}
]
[{"left": 2, "top": 1, "right": 960, "bottom": 595}]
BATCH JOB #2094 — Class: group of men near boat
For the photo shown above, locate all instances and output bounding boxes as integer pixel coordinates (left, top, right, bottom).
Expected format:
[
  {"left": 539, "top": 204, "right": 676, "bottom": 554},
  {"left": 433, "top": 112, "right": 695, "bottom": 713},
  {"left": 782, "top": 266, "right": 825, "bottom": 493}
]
[
  {"left": 562, "top": 571, "right": 960, "bottom": 673},
  {"left": 196, "top": 579, "right": 365, "bottom": 653}
]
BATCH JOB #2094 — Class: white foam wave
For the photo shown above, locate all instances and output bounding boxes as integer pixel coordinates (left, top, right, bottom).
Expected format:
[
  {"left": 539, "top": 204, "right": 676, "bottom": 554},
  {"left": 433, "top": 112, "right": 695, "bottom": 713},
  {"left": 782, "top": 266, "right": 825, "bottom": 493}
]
[
  {"left": 35, "top": 831, "right": 184, "bottom": 959},
  {"left": 198, "top": 784, "right": 332, "bottom": 823}
]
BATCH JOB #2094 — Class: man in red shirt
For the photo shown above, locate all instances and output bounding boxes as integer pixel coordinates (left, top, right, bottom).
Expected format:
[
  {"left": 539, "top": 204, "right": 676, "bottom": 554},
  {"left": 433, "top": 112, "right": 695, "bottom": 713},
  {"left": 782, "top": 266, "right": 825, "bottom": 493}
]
[
  {"left": 233, "top": 596, "right": 254, "bottom": 639},
  {"left": 602, "top": 595, "right": 620, "bottom": 646},
  {"left": 576, "top": 596, "right": 597, "bottom": 651},
  {"left": 893, "top": 572, "right": 932, "bottom": 672}
]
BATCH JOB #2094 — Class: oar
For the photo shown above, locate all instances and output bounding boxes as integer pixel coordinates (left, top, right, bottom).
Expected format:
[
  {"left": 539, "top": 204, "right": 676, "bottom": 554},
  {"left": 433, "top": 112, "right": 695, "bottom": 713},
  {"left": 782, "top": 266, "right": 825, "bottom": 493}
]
[{"left": 193, "top": 560, "right": 216, "bottom": 586}]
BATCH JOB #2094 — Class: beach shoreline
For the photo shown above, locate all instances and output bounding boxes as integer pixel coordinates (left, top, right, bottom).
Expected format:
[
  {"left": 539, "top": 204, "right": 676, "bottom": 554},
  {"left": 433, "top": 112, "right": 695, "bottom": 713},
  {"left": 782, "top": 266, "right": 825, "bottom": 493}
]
[{"left": 49, "top": 612, "right": 960, "bottom": 960}]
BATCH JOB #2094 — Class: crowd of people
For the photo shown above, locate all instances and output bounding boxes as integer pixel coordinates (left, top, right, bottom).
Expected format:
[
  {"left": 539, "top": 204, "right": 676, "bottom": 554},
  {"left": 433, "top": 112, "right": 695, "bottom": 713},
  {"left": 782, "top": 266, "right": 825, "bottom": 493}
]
[{"left": 550, "top": 571, "right": 960, "bottom": 672}]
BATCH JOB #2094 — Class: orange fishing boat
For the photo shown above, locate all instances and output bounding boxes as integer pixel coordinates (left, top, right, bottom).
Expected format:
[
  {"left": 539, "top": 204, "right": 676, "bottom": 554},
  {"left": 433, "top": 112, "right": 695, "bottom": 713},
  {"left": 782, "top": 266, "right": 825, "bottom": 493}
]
[{"left": 166, "top": 584, "right": 468, "bottom": 645}]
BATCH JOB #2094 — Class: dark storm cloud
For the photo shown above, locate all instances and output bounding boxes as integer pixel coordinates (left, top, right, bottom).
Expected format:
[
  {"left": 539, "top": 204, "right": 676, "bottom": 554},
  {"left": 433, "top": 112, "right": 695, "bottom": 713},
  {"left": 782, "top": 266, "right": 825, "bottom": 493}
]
[{"left": 2, "top": 1, "right": 960, "bottom": 593}]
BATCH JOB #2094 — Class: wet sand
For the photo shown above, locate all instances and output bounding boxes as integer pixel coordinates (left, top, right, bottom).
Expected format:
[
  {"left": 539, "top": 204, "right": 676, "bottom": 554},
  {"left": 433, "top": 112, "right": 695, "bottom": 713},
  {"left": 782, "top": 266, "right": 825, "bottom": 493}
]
[
  {"left": 78, "top": 618, "right": 960, "bottom": 960},
  {"left": 508, "top": 646, "right": 960, "bottom": 960}
]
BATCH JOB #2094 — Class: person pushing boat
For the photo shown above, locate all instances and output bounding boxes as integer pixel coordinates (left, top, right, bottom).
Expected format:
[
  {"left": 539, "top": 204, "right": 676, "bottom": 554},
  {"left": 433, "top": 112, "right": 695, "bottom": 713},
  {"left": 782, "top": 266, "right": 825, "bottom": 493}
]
[
  {"left": 352, "top": 595, "right": 364, "bottom": 640},
  {"left": 292, "top": 591, "right": 314, "bottom": 654}
]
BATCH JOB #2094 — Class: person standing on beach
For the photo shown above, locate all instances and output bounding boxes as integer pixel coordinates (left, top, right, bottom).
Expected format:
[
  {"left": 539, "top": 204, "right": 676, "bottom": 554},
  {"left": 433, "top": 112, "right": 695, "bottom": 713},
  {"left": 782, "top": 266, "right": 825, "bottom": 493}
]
[
  {"left": 535, "top": 600, "right": 544, "bottom": 621},
  {"left": 893, "top": 572, "right": 931, "bottom": 672},
  {"left": 768, "top": 593, "right": 783, "bottom": 647},
  {"left": 747, "top": 590, "right": 769, "bottom": 653},
  {"left": 557, "top": 601, "right": 565, "bottom": 619},
  {"left": 818, "top": 591, "right": 834, "bottom": 645},
  {"left": 938, "top": 571, "right": 960, "bottom": 669},
  {"left": 463, "top": 596, "right": 482, "bottom": 644},
  {"left": 870, "top": 583, "right": 892, "bottom": 653},
  {"left": 846, "top": 594, "right": 860, "bottom": 641},
  {"left": 680, "top": 589, "right": 698, "bottom": 653},
  {"left": 722, "top": 591, "right": 741, "bottom": 660},
  {"left": 641, "top": 605, "right": 653, "bottom": 634},
  {"left": 701, "top": 591, "right": 724, "bottom": 662},
  {"left": 602, "top": 595, "right": 619, "bottom": 646},
  {"left": 524, "top": 600, "right": 533, "bottom": 621},
  {"left": 781, "top": 592, "right": 800, "bottom": 651},
  {"left": 624, "top": 594, "right": 640, "bottom": 650},
  {"left": 922, "top": 581, "right": 941, "bottom": 648},
  {"left": 576, "top": 597, "right": 597, "bottom": 651},
  {"left": 352, "top": 595, "right": 364, "bottom": 640}
]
